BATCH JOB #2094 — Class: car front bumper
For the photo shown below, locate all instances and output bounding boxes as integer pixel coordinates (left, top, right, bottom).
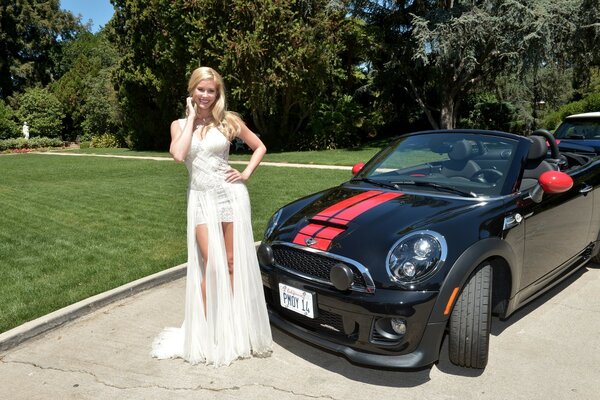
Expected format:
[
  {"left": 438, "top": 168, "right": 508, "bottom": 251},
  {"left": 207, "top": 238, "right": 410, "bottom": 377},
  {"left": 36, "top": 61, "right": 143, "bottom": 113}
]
[{"left": 261, "top": 266, "right": 446, "bottom": 369}]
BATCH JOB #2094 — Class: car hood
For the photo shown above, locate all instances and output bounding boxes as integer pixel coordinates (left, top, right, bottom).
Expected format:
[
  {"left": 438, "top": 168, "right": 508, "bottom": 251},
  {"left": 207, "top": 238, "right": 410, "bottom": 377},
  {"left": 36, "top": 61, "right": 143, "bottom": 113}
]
[
  {"left": 273, "top": 185, "right": 487, "bottom": 259},
  {"left": 558, "top": 139, "right": 600, "bottom": 154}
]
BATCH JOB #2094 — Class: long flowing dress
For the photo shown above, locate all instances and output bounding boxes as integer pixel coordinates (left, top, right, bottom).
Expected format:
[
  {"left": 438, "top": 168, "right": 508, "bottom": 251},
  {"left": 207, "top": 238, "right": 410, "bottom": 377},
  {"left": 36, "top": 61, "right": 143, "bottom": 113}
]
[{"left": 151, "top": 119, "right": 272, "bottom": 366}]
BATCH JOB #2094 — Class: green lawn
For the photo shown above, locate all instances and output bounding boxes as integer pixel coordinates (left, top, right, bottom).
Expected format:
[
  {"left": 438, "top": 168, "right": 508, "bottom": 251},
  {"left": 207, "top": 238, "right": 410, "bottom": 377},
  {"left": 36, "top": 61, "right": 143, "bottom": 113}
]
[
  {"left": 0, "top": 153, "right": 349, "bottom": 333},
  {"left": 50, "top": 143, "right": 384, "bottom": 166}
]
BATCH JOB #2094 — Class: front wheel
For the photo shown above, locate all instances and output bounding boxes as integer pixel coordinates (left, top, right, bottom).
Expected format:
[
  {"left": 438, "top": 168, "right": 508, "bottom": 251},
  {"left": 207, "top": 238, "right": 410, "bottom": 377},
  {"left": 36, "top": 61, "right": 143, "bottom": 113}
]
[{"left": 448, "top": 263, "right": 492, "bottom": 369}]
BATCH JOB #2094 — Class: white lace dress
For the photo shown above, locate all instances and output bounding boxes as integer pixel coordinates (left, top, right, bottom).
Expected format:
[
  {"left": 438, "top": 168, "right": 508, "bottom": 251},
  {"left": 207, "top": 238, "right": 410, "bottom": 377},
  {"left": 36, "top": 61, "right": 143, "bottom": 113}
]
[{"left": 151, "top": 120, "right": 272, "bottom": 366}]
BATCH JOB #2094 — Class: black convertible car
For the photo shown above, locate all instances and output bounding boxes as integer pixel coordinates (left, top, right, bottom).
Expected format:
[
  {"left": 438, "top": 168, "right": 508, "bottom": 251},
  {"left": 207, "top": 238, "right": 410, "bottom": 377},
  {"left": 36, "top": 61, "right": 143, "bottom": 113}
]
[{"left": 257, "top": 129, "right": 600, "bottom": 369}]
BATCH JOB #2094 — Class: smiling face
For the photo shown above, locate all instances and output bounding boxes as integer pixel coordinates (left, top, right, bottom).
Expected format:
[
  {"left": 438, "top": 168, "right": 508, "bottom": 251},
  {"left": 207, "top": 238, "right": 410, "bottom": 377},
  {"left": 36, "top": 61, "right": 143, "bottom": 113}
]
[{"left": 192, "top": 79, "right": 218, "bottom": 112}]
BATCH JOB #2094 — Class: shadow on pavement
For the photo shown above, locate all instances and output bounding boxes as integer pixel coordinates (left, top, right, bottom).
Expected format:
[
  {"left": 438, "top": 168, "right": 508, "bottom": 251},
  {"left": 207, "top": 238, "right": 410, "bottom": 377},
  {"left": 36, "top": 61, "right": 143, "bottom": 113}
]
[
  {"left": 490, "top": 266, "right": 588, "bottom": 336},
  {"left": 271, "top": 327, "right": 433, "bottom": 387},
  {"left": 270, "top": 263, "right": 598, "bottom": 381}
]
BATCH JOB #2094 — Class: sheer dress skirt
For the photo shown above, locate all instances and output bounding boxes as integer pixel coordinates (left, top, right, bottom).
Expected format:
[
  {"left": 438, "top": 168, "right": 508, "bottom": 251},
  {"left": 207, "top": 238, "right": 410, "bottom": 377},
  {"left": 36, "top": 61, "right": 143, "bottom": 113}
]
[{"left": 151, "top": 182, "right": 272, "bottom": 367}]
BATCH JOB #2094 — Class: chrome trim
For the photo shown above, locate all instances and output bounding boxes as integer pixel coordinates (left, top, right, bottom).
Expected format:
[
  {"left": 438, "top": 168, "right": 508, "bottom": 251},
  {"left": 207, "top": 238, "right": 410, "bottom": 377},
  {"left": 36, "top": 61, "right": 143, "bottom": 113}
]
[
  {"left": 503, "top": 213, "right": 523, "bottom": 230},
  {"left": 580, "top": 185, "right": 593, "bottom": 194},
  {"left": 385, "top": 230, "right": 448, "bottom": 287},
  {"left": 271, "top": 241, "right": 376, "bottom": 294}
]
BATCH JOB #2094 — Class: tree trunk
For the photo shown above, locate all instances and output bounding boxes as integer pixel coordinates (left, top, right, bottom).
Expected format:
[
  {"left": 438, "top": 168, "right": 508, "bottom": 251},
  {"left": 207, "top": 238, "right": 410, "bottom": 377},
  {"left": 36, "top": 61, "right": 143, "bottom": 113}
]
[{"left": 439, "top": 98, "right": 456, "bottom": 129}]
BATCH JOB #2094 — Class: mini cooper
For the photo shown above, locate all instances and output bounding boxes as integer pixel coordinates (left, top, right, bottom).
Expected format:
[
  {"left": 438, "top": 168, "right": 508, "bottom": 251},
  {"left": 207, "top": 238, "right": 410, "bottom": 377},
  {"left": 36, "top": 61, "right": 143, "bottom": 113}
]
[
  {"left": 257, "top": 129, "right": 600, "bottom": 369},
  {"left": 554, "top": 111, "right": 600, "bottom": 154}
]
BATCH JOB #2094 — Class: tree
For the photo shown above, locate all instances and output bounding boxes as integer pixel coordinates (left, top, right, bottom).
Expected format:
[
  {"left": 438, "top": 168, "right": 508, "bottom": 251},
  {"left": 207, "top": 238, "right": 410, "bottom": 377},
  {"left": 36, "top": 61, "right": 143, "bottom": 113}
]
[
  {"left": 80, "top": 68, "right": 123, "bottom": 141},
  {"left": 572, "top": 0, "right": 600, "bottom": 89},
  {"left": 0, "top": 0, "right": 81, "bottom": 98},
  {"left": 0, "top": 100, "right": 19, "bottom": 139},
  {"left": 14, "top": 88, "right": 64, "bottom": 138},
  {"left": 351, "top": 0, "right": 584, "bottom": 130},
  {"left": 108, "top": 0, "right": 361, "bottom": 150},
  {"left": 50, "top": 32, "right": 121, "bottom": 140}
]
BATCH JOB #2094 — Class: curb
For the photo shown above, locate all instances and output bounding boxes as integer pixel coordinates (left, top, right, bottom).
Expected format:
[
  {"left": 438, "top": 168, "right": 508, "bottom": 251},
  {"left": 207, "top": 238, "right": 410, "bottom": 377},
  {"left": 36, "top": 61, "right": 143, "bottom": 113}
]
[{"left": 0, "top": 263, "right": 187, "bottom": 352}]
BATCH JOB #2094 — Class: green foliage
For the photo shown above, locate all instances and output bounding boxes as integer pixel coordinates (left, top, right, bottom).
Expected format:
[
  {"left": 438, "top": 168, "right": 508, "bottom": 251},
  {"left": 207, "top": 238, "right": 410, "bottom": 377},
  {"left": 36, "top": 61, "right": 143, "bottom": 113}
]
[
  {"left": 79, "top": 69, "right": 123, "bottom": 141},
  {"left": 109, "top": 0, "right": 367, "bottom": 150},
  {"left": 543, "top": 92, "right": 600, "bottom": 130},
  {"left": 90, "top": 133, "right": 123, "bottom": 148},
  {"left": 0, "top": 136, "right": 63, "bottom": 151},
  {"left": 307, "top": 94, "right": 383, "bottom": 149},
  {"left": 14, "top": 88, "right": 65, "bottom": 138},
  {"left": 352, "top": 0, "right": 584, "bottom": 130},
  {"left": 0, "top": 100, "right": 19, "bottom": 139},
  {"left": 0, "top": 0, "right": 82, "bottom": 98},
  {"left": 50, "top": 32, "right": 122, "bottom": 141},
  {"left": 459, "top": 93, "right": 518, "bottom": 133}
]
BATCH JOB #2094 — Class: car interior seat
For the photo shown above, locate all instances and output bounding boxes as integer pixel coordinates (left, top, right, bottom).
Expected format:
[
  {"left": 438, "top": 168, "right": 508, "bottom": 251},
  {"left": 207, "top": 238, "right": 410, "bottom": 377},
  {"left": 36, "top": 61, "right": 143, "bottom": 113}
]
[
  {"left": 441, "top": 140, "right": 481, "bottom": 180},
  {"left": 519, "top": 135, "right": 557, "bottom": 190}
]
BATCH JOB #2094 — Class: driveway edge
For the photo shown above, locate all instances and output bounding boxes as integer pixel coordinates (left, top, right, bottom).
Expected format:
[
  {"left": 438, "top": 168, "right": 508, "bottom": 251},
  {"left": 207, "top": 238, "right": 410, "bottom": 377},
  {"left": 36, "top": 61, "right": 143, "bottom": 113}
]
[{"left": 0, "top": 263, "right": 187, "bottom": 352}]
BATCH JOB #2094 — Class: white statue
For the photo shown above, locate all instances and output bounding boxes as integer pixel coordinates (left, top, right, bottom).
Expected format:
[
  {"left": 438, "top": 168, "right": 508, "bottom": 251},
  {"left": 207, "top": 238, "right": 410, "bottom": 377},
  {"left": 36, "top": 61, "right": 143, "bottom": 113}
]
[{"left": 22, "top": 122, "right": 29, "bottom": 140}]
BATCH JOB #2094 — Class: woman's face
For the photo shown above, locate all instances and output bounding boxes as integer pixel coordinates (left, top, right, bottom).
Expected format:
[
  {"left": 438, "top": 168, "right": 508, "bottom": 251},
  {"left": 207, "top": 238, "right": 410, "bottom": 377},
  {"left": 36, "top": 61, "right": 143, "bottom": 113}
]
[{"left": 192, "top": 79, "right": 217, "bottom": 111}]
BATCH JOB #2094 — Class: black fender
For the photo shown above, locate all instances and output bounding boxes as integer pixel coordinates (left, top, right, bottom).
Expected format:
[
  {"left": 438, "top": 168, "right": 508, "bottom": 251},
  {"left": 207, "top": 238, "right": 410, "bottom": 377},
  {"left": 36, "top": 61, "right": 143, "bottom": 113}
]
[{"left": 428, "top": 237, "right": 519, "bottom": 323}]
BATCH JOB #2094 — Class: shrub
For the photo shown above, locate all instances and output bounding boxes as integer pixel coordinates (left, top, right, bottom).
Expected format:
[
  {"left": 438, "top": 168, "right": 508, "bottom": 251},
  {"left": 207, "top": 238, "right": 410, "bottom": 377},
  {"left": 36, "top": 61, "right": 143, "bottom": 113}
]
[
  {"left": 0, "top": 100, "right": 19, "bottom": 140},
  {"left": 0, "top": 137, "right": 64, "bottom": 152},
  {"left": 90, "top": 133, "right": 122, "bottom": 148},
  {"left": 461, "top": 99, "right": 518, "bottom": 133},
  {"left": 15, "top": 88, "right": 65, "bottom": 138},
  {"left": 542, "top": 93, "right": 600, "bottom": 130},
  {"left": 305, "top": 95, "right": 383, "bottom": 150}
]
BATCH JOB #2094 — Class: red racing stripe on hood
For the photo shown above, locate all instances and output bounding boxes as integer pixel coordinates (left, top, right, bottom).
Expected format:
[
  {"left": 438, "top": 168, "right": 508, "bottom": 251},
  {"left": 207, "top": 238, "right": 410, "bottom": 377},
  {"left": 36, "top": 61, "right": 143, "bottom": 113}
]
[
  {"left": 293, "top": 224, "right": 346, "bottom": 250},
  {"left": 293, "top": 190, "right": 403, "bottom": 250},
  {"left": 323, "top": 191, "right": 402, "bottom": 225}
]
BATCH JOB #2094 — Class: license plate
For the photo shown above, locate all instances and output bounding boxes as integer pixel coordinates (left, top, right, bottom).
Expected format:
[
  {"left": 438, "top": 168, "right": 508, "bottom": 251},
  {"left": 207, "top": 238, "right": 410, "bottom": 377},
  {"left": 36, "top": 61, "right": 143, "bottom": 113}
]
[{"left": 278, "top": 283, "right": 315, "bottom": 319}]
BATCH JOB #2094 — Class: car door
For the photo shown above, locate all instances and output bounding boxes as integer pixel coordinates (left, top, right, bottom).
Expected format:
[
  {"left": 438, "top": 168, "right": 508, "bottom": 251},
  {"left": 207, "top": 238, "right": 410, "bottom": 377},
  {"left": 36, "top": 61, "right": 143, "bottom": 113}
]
[{"left": 519, "top": 168, "right": 594, "bottom": 292}]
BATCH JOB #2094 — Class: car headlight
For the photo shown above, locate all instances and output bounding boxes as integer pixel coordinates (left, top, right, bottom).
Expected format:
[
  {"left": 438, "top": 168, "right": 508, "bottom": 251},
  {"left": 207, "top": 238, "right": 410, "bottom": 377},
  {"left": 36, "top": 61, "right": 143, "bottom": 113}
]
[
  {"left": 263, "top": 209, "right": 283, "bottom": 240},
  {"left": 387, "top": 231, "right": 447, "bottom": 285}
]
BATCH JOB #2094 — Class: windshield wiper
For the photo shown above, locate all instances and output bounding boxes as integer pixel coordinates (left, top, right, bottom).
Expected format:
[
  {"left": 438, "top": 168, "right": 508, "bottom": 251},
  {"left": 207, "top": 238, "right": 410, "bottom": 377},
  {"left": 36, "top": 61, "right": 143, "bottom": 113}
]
[
  {"left": 392, "top": 180, "right": 477, "bottom": 198},
  {"left": 350, "top": 177, "right": 400, "bottom": 190}
]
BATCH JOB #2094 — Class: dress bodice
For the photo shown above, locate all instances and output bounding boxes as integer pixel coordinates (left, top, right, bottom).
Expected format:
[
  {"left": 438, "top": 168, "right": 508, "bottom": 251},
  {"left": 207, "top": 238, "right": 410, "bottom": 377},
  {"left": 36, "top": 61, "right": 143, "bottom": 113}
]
[{"left": 182, "top": 121, "right": 231, "bottom": 192}]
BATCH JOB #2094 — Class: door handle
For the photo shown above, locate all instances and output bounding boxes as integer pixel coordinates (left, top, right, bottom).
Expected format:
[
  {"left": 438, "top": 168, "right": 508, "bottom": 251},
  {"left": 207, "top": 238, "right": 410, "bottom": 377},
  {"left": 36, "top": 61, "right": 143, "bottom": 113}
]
[{"left": 580, "top": 185, "right": 593, "bottom": 194}]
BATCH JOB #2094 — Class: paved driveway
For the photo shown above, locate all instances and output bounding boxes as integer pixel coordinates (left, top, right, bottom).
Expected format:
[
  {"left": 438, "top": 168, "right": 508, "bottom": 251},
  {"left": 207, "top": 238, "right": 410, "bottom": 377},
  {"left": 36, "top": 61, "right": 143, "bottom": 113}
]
[{"left": 1, "top": 264, "right": 598, "bottom": 400}]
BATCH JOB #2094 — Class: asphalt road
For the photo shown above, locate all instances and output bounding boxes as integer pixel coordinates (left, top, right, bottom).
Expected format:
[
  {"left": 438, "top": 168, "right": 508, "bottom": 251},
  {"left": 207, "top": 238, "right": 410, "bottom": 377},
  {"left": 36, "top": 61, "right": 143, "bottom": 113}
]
[{"left": 1, "top": 262, "right": 598, "bottom": 400}]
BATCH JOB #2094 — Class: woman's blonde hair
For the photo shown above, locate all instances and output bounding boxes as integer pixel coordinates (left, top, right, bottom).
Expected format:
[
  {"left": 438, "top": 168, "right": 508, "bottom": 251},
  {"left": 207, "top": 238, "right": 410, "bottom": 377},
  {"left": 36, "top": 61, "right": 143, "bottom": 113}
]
[{"left": 187, "top": 67, "right": 240, "bottom": 141}]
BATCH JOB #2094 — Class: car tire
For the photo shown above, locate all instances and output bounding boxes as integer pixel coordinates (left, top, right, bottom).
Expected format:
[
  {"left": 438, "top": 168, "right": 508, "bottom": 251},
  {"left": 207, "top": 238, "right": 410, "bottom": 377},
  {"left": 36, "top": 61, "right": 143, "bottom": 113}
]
[{"left": 448, "top": 263, "right": 492, "bottom": 369}]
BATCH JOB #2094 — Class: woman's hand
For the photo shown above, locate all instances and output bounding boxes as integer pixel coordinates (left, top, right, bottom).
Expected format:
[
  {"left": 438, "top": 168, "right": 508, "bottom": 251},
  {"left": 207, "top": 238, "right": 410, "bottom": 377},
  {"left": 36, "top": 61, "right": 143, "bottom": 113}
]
[
  {"left": 186, "top": 97, "right": 196, "bottom": 119},
  {"left": 225, "top": 166, "right": 248, "bottom": 183}
]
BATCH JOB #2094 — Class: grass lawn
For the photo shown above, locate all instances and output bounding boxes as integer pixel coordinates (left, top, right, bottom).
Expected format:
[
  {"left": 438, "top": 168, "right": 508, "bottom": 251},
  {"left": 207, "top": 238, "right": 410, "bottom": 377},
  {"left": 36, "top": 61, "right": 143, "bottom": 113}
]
[
  {"left": 0, "top": 153, "right": 349, "bottom": 333},
  {"left": 50, "top": 142, "right": 385, "bottom": 166}
]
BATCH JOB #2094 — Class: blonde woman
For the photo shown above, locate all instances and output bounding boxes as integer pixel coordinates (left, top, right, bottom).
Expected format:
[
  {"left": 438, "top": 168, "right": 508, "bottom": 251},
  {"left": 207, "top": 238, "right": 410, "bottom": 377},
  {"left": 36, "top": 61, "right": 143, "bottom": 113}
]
[{"left": 151, "top": 67, "right": 272, "bottom": 366}]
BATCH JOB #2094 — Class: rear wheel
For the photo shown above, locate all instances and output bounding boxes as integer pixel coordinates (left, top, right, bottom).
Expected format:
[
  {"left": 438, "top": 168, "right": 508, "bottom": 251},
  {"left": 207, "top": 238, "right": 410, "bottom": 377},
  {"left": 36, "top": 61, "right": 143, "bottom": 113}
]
[{"left": 448, "top": 263, "right": 492, "bottom": 369}]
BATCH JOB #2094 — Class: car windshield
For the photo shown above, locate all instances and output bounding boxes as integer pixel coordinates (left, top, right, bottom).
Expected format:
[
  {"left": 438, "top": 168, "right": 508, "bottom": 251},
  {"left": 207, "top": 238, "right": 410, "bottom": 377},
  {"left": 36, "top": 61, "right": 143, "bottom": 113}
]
[
  {"left": 555, "top": 119, "right": 600, "bottom": 140},
  {"left": 354, "top": 133, "right": 519, "bottom": 197}
]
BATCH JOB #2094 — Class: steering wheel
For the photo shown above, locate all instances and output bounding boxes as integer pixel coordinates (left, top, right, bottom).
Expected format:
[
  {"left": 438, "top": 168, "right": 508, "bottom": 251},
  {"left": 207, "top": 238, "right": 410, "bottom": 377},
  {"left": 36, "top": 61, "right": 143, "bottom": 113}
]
[
  {"left": 532, "top": 128, "right": 569, "bottom": 169},
  {"left": 471, "top": 169, "right": 503, "bottom": 184},
  {"left": 532, "top": 129, "right": 560, "bottom": 159}
]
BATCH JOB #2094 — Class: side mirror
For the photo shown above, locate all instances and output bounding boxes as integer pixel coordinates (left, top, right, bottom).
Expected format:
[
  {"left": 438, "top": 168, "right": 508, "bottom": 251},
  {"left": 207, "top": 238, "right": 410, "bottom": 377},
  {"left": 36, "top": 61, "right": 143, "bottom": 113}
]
[
  {"left": 352, "top": 162, "right": 365, "bottom": 175},
  {"left": 530, "top": 171, "right": 573, "bottom": 203},
  {"left": 539, "top": 170, "right": 573, "bottom": 193}
]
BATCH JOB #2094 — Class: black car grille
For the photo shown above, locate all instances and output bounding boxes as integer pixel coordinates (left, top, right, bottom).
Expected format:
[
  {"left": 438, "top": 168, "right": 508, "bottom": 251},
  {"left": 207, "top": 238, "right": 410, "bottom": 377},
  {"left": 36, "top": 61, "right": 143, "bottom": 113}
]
[
  {"left": 280, "top": 307, "right": 346, "bottom": 336},
  {"left": 272, "top": 244, "right": 367, "bottom": 291}
]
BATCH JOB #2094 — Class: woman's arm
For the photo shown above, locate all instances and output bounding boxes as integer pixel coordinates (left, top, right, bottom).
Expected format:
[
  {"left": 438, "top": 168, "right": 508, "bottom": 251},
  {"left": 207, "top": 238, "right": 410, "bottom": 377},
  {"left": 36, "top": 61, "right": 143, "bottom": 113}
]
[
  {"left": 225, "top": 120, "right": 266, "bottom": 183},
  {"left": 169, "top": 97, "right": 196, "bottom": 162}
]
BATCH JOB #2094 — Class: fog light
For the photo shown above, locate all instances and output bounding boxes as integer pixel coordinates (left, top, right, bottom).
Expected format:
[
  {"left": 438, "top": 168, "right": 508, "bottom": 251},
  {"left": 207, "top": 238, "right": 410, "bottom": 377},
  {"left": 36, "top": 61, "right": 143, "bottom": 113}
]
[
  {"left": 257, "top": 244, "right": 274, "bottom": 266},
  {"left": 390, "top": 318, "right": 407, "bottom": 335}
]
